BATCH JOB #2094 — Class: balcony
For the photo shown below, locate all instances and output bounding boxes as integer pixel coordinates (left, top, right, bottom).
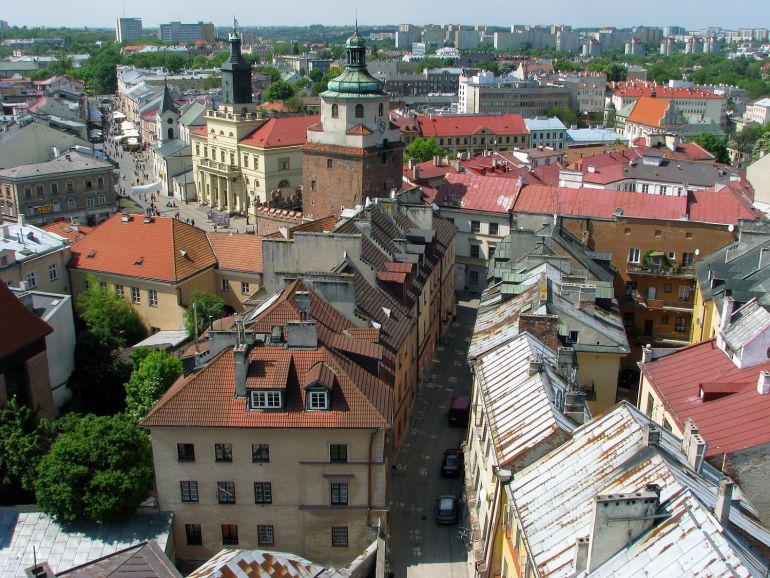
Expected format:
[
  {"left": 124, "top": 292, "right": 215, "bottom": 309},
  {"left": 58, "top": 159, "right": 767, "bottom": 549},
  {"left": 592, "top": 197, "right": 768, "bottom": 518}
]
[
  {"left": 198, "top": 158, "right": 239, "bottom": 176},
  {"left": 630, "top": 294, "right": 694, "bottom": 312},
  {"left": 626, "top": 264, "right": 696, "bottom": 278}
]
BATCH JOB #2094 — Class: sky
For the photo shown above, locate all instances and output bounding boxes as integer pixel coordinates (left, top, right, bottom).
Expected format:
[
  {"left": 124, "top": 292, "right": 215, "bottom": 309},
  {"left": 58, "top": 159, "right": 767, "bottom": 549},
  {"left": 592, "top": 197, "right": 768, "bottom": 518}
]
[{"left": 3, "top": 0, "right": 769, "bottom": 30}]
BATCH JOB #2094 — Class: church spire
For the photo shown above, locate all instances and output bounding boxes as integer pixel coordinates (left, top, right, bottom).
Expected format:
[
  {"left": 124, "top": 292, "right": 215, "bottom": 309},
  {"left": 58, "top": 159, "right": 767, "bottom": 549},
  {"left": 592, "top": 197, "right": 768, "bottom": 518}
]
[
  {"left": 160, "top": 78, "right": 178, "bottom": 114},
  {"left": 220, "top": 15, "right": 252, "bottom": 105}
]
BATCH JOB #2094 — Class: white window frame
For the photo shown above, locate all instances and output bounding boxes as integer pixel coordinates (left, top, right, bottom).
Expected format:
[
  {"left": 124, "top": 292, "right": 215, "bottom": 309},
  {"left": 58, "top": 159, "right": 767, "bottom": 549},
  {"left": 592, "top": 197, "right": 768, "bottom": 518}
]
[
  {"left": 26, "top": 270, "right": 37, "bottom": 288},
  {"left": 308, "top": 390, "right": 329, "bottom": 410},
  {"left": 115, "top": 284, "right": 124, "bottom": 296},
  {"left": 48, "top": 263, "right": 58, "bottom": 281},
  {"left": 148, "top": 289, "right": 158, "bottom": 307},
  {"left": 628, "top": 248, "right": 641, "bottom": 263},
  {"left": 131, "top": 286, "right": 140, "bottom": 304},
  {"left": 220, "top": 278, "right": 229, "bottom": 292},
  {"left": 240, "top": 282, "right": 250, "bottom": 295},
  {"left": 250, "top": 390, "right": 282, "bottom": 409}
]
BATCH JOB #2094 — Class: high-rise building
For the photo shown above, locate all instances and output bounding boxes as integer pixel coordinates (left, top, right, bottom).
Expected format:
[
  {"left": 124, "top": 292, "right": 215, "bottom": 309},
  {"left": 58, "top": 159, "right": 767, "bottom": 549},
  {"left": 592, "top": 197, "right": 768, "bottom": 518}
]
[
  {"left": 157, "top": 21, "right": 215, "bottom": 43},
  {"left": 115, "top": 18, "right": 143, "bottom": 43}
]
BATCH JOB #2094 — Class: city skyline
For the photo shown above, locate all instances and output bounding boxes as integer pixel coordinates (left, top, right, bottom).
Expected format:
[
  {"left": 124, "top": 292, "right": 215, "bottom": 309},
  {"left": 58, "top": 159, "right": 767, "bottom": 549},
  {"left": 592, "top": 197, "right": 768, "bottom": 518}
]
[{"left": 3, "top": 0, "right": 770, "bottom": 31}]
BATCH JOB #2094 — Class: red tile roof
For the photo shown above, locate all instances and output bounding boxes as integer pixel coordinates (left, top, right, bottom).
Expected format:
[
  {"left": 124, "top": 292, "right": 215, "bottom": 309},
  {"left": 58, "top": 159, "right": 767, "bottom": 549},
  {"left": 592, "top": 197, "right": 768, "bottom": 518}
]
[
  {"left": 514, "top": 185, "right": 688, "bottom": 220},
  {"left": 239, "top": 115, "right": 320, "bottom": 148},
  {"left": 70, "top": 214, "right": 217, "bottom": 282},
  {"left": 403, "top": 159, "right": 460, "bottom": 182},
  {"left": 206, "top": 232, "right": 263, "bottom": 273},
  {"left": 416, "top": 114, "right": 528, "bottom": 138},
  {"left": 643, "top": 339, "right": 770, "bottom": 456},
  {"left": 192, "top": 126, "right": 208, "bottom": 136},
  {"left": 0, "top": 283, "right": 52, "bottom": 358},
  {"left": 688, "top": 187, "right": 760, "bottom": 224},
  {"left": 627, "top": 97, "right": 671, "bottom": 128},
  {"left": 346, "top": 124, "right": 373, "bottom": 136},
  {"left": 41, "top": 220, "right": 94, "bottom": 243},
  {"left": 434, "top": 173, "right": 521, "bottom": 213},
  {"left": 611, "top": 82, "right": 723, "bottom": 100}
]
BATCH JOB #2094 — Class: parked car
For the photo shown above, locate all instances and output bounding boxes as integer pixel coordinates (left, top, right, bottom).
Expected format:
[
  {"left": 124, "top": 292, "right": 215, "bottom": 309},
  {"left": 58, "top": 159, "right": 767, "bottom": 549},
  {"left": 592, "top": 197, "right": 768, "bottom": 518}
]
[
  {"left": 441, "top": 448, "right": 463, "bottom": 478},
  {"left": 435, "top": 494, "right": 459, "bottom": 524},
  {"left": 448, "top": 394, "right": 470, "bottom": 427}
]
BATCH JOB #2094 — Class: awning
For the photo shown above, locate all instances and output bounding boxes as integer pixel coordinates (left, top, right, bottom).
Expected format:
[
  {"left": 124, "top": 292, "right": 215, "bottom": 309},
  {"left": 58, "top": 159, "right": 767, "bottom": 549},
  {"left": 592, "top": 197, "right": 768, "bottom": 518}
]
[
  {"left": 132, "top": 181, "right": 162, "bottom": 194},
  {"left": 112, "top": 111, "right": 126, "bottom": 119}
]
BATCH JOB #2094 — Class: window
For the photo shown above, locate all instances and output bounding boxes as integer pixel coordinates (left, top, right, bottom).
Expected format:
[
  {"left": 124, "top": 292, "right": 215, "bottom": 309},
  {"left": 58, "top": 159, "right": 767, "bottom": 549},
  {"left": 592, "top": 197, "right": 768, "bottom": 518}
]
[
  {"left": 488, "top": 245, "right": 496, "bottom": 259},
  {"left": 177, "top": 443, "right": 195, "bottom": 461},
  {"left": 311, "top": 179, "right": 317, "bottom": 191},
  {"left": 682, "top": 252, "right": 694, "bottom": 266},
  {"left": 628, "top": 248, "right": 641, "bottom": 263},
  {"left": 98, "top": 193, "right": 106, "bottom": 206},
  {"left": 624, "top": 227, "right": 631, "bottom": 235},
  {"left": 685, "top": 232, "right": 693, "bottom": 239},
  {"left": 489, "top": 222, "right": 499, "bottom": 236},
  {"left": 86, "top": 196, "right": 95, "bottom": 208},
  {"left": 567, "top": 330, "right": 579, "bottom": 344},
  {"left": 660, "top": 185, "right": 668, "bottom": 195},
  {"left": 220, "top": 278, "right": 229, "bottom": 292},
  {"left": 97, "top": 177, "right": 104, "bottom": 188},
  {"left": 330, "top": 444, "right": 348, "bottom": 463},
  {"left": 50, "top": 182, "right": 58, "bottom": 195},
  {"left": 667, "top": 251, "right": 676, "bottom": 261},
  {"left": 250, "top": 391, "right": 282, "bottom": 409},
  {"left": 217, "top": 481, "right": 236, "bottom": 504},
  {"left": 67, "top": 197, "right": 76, "bottom": 210},
  {"left": 221, "top": 524, "right": 239, "bottom": 546},
  {"left": 332, "top": 527, "right": 349, "bottom": 547},
  {"left": 66, "top": 180, "right": 74, "bottom": 192},
  {"left": 252, "top": 443, "right": 270, "bottom": 462},
  {"left": 215, "top": 443, "right": 233, "bottom": 462},
  {"left": 641, "top": 184, "right": 650, "bottom": 193},
  {"left": 253, "top": 156, "right": 259, "bottom": 170},
  {"left": 48, "top": 263, "right": 58, "bottom": 281},
  {"left": 378, "top": 103, "right": 384, "bottom": 116},
  {"left": 241, "top": 282, "right": 250, "bottom": 294},
  {"left": 99, "top": 281, "right": 107, "bottom": 291},
  {"left": 355, "top": 104, "right": 364, "bottom": 118},
  {"left": 678, "top": 285, "right": 690, "bottom": 301},
  {"left": 148, "top": 289, "right": 158, "bottom": 307},
  {"left": 331, "top": 482, "right": 349, "bottom": 505},
  {"left": 35, "top": 184, "right": 44, "bottom": 198},
  {"left": 470, "top": 220, "right": 480, "bottom": 233},
  {"left": 646, "top": 393, "right": 654, "bottom": 417},
  {"left": 654, "top": 229, "right": 662, "bottom": 237},
  {"left": 470, "top": 245, "right": 480, "bottom": 259},
  {"left": 623, "top": 312, "right": 635, "bottom": 328},
  {"left": 185, "top": 524, "right": 202, "bottom": 546},
  {"left": 180, "top": 481, "right": 199, "bottom": 502},
  {"left": 254, "top": 482, "right": 272, "bottom": 504},
  {"left": 24, "top": 185, "right": 31, "bottom": 199},
  {"left": 308, "top": 390, "right": 329, "bottom": 410},
  {"left": 85, "top": 178, "right": 93, "bottom": 189},
  {"left": 278, "top": 157, "right": 290, "bottom": 171},
  {"left": 257, "top": 525, "right": 275, "bottom": 546},
  {"left": 26, "top": 271, "right": 37, "bottom": 288},
  {"left": 660, "top": 315, "right": 669, "bottom": 325},
  {"left": 331, "top": 104, "right": 339, "bottom": 118},
  {"left": 131, "top": 286, "right": 140, "bottom": 304},
  {"left": 115, "top": 284, "right": 124, "bottom": 297},
  {"left": 327, "top": 159, "right": 333, "bottom": 169},
  {"left": 675, "top": 317, "right": 688, "bottom": 333},
  {"left": 469, "top": 270, "right": 479, "bottom": 286}
]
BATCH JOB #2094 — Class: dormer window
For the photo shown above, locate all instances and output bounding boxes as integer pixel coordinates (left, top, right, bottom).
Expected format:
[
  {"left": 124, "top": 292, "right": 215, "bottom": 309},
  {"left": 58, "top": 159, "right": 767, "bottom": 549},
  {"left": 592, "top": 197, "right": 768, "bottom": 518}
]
[
  {"left": 250, "top": 390, "right": 282, "bottom": 410},
  {"left": 308, "top": 389, "right": 329, "bottom": 411}
]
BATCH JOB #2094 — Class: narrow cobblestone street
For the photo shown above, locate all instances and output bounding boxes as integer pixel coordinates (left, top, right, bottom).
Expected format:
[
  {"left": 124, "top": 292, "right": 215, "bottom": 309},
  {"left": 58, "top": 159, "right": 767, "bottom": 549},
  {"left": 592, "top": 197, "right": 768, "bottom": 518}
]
[{"left": 387, "top": 298, "right": 478, "bottom": 578}]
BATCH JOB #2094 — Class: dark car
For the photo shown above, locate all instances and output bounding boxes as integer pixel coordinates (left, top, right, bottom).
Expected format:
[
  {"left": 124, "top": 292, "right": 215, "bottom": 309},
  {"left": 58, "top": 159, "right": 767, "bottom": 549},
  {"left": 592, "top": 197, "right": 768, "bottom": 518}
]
[
  {"left": 448, "top": 394, "right": 470, "bottom": 427},
  {"left": 441, "top": 448, "right": 464, "bottom": 478},
  {"left": 435, "top": 494, "right": 459, "bottom": 524}
]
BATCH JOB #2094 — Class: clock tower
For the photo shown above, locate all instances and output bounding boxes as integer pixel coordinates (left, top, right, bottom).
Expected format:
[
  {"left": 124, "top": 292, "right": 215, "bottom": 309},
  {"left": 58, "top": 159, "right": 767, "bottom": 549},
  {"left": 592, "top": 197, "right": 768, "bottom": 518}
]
[
  {"left": 302, "top": 28, "right": 403, "bottom": 219},
  {"left": 221, "top": 18, "right": 253, "bottom": 107}
]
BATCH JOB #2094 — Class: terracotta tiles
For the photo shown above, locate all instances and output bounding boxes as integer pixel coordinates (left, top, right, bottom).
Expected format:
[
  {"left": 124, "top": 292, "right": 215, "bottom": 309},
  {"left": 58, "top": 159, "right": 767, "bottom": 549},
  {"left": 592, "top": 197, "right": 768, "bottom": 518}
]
[
  {"left": 0, "top": 282, "right": 52, "bottom": 357},
  {"left": 206, "top": 232, "right": 263, "bottom": 273}
]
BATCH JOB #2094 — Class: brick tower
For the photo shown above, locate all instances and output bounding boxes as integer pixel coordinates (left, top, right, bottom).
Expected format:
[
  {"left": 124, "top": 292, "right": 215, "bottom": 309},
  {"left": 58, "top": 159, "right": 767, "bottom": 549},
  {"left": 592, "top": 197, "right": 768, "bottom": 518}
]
[{"left": 302, "top": 27, "right": 403, "bottom": 219}]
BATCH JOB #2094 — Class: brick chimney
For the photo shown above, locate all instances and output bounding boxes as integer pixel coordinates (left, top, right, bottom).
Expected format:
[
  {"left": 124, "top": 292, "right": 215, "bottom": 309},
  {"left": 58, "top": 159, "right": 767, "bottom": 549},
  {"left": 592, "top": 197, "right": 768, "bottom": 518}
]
[
  {"left": 714, "top": 476, "right": 734, "bottom": 525},
  {"left": 519, "top": 313, "right": 561, "bottom": 350}
]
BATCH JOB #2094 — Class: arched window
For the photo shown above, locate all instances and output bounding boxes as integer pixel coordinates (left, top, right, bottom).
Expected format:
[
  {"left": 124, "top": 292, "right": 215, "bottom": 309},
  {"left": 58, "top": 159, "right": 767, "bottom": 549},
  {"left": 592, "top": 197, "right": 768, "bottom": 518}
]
[
  {"left": 331, "top": 104, "right": 338, "bottom": 118},
  {"left": 311, "top": 179, "right": 317, "bottom": 191},
  {"left": 167, "top": 127, "right": 174, "bottom": 140},
  {"left": 378, "top": 103, "right": 384, "bottom": 116},
  {"left": 67, "top": 197, "right": 76, "bottom": 210},
  {"left": 355, "top": 104, "right": 364, "bottom": 118},
  {"left": 278, "top": 180, "right": 290, "bottom": 188}
]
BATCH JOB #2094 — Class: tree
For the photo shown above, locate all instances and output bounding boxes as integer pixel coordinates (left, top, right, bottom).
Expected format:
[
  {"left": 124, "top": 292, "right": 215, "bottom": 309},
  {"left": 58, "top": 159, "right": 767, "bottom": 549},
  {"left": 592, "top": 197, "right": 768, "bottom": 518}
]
[
  {"left": 405, "top": 137, "right": 449, "bottom": 163},
  {"left": 34, "top": 413, "right": 153, "bottom": 522},
  {"left": 546, "top": 106, "right": 578, "bottom": 128},
  {"left": 754, "top": 130, "right": 770, "bottom": 161},
  {"left": 0, "top": 398, "right": 56, "bottom": 504},
  {"left": 284, "top": 95, "right": 307, "bottom": 113},
  {"left": 606, "top": 63, "right": 628, "bottom": 82},
  {"left": 77, "top": 275, "right": 146, "bottom": 350},
  {"left": 184, "top": 290, "right": 225, "bottom": 338},
  {"left": 688, "top": 133, "right": 730, "bottom": 164},
  {"left": 124, "top": 349, "right": 183, "bottom": 421},
  {"left": 262, "top": 80, "right": 295, "bottom": 102}
]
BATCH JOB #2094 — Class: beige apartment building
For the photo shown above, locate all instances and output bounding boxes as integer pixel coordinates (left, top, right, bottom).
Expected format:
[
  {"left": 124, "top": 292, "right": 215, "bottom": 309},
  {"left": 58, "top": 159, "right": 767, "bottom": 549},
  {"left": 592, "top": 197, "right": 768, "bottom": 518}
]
[
  {"left": 0, "top": 222, "right": 71, "bottom": 295},
  {"left": 141, "top": 281, "right": 391, "bottom": 567},
  {"left": 0, "top": 151, "right": 117, "bottom": 227}
]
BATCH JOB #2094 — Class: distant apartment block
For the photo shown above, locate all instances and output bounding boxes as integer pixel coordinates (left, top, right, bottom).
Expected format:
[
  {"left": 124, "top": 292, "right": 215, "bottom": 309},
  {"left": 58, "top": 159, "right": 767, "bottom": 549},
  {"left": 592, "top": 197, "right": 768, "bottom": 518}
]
[
  {"left": 116, "top": 18, "right": 143, "bottom": 43},
  {"left": 158, "top": 21, "right": 215, "bottom": 44},
  {"left": 459, "top": 71, "right": 571, "bottom": 116}
]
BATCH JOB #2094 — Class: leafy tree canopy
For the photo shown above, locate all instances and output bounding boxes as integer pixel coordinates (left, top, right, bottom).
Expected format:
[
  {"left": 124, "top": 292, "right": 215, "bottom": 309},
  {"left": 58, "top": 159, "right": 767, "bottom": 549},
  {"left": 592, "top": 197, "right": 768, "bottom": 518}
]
[
  {"left": 687, "top": 133, "right": 730, "bottom": 164},
  {"left": 77, "top": 274, "right": 146, "bottom": 350},
  {"left": 405, "top": 137, "right": 449, "bottom": 163},
  {"left": 184, "top": 290, "right": 225, "bottom": 338},
  {"left": 124, "top": 349, "right": 183, "bottom": 421},
  {"left": 262, "top": 79, "right": 295, "bottom": 102},
  {"left": 34, "top": 413, "right": 153, "bottom": 522},
  {"left": 545, "top": 106, "right": 578, "bottom": 128}
]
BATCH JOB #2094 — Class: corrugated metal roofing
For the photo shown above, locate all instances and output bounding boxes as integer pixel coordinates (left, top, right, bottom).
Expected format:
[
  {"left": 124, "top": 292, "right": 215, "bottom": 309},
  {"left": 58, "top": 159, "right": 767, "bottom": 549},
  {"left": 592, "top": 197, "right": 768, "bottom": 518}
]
[{"left": 434, "top": 173, "right": 521, "bottom": 214}]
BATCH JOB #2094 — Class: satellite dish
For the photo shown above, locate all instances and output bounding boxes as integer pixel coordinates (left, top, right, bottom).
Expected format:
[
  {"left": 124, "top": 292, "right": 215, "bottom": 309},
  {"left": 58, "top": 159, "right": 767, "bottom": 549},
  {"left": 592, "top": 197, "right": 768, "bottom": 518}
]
[
  {"left": 695, "top": 249, "right": 700, "bottom": 256},
  {"left": 728, "top": 224, "right": 735, "bottom": 232}
]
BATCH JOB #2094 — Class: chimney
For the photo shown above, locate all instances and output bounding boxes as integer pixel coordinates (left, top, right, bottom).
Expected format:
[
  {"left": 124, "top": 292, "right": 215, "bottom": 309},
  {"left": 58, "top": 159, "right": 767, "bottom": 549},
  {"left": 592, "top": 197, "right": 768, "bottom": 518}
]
[
  {"left": 563, "top": 389, "right": 587, "bottom": 424},
  {"left": 413, "top": 164, "right": 421, "bottom": 180},
  {"left": 682, "top": 419, "right": 707, "bottom": 472},
  {"left": 584, "top": 485, "right": 661, "bottom": 573},
  {"left": 287, "top": 320, "right": 318, "bottom": 349},
  {"left": 716, "top": 297, "right": 735, "bottom": 351},
  {"left": 294, "top": 291, "right": 311, "bottom": 319},
  {"left": 408, "top": 158, "right": 416, "bottom": 170},
  {"left": 714, "top": 476, "right": 734, "bottom": 525},
  {"left": 573, "top": 537, "right": 590, "bottom": 574},
  {"left": 643, "top": 423, "right": 661, "bottom": 446},
  {"left": 557, "top": 346, "right": 576, "bottom": 375},
  {"left": 641, "top": 343, "right": 653, "bottom": 363},
  {"left": 757, "top": 371, "right": 770, "bottom": 395},
  {"left": 233, "top": 343, "right": 249, "bottom": 398},
  {"left": 528, "top": 357, "right": 541, "bottom": 376},
  {"left": 519, "top": 313, "right": 561, "bottom": 350},
  {"left": 433, "top": 155, "right": 441, "bottom": 166}
]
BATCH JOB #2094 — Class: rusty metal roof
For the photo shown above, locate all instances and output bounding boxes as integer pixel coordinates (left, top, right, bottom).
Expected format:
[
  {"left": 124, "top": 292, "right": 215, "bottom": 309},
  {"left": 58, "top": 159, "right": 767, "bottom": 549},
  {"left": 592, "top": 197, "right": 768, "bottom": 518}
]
[
  {"left": 509, "top": 403, "right": 770, "bottom": 578},
  {"left": 186, "top": 548, "right": 324, "bottom": 578}
]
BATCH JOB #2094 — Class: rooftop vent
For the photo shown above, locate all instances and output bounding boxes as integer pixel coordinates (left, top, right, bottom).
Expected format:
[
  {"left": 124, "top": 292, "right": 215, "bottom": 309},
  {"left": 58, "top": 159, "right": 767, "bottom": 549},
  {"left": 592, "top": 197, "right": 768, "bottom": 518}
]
[
  {"left": 87, "top": 249, "right": 97, "bottom": 258},
  {"left": 143, "top": 216, "right": 152, "bottom": 224},
  {"left": 121, "top": 213, "right": 131, "bottom": 223},
  {"left": 134, "top": 256, "right": 144, "bottom": 266},
  {"left": 179, "top": 249, "right": 187, "bottom": 258}
]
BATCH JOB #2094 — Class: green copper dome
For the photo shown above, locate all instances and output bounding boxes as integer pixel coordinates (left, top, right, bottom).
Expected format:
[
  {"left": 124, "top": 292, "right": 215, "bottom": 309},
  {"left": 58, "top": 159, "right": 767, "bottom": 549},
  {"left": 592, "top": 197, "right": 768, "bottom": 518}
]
[{"left": 321, "top": 28, "right": 386, "bottom": 99}]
